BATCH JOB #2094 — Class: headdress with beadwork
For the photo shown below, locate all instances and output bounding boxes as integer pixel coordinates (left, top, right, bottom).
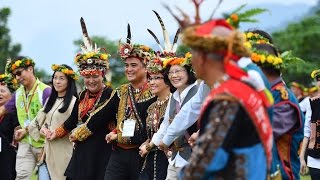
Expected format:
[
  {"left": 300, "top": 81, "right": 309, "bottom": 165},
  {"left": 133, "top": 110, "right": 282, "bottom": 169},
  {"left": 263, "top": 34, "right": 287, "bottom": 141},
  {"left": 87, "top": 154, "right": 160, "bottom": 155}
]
[
  {"left": 119, "top": 24, "right": 155, "bottom": 65},
  {"left": 6, "top": 57, "right": 35, "bottom": 74},
  {"left": 74, "top": 17, "right": 110, "bottom": 76},
  {"left": 51, "top": 64, "right": 79, "bottom": 80}
]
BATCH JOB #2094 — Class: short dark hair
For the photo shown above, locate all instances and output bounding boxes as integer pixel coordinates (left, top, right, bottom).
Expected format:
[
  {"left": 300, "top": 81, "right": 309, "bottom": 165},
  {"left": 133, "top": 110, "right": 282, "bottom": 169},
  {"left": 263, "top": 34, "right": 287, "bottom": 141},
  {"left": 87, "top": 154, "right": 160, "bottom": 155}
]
[{"left": 44, "top": 64, "right": 78, "bottom": 113}]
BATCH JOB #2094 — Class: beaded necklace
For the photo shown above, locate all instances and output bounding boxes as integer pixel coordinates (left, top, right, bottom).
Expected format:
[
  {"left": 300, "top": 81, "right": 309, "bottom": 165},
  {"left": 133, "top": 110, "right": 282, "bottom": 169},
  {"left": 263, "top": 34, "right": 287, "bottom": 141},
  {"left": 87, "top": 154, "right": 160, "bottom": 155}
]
[
  {"left": 79, "top": 89, "right": 103, "bottom": 121},
  {"left": 150, "top": 94, "right": 170, "bottom": 135}
]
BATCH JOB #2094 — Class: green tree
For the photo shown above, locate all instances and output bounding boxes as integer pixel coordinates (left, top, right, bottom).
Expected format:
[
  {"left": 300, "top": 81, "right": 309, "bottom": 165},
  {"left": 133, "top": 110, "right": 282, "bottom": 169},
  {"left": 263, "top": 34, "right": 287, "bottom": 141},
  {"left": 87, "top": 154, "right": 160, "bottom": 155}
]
[
  {"left": 35, "top": 67, "right": 52, "bottom": 84},
  {"left": 0, "top": 7, "right": 21, "bottom": 73},
  {"left": 74, "top": 36, "right": 127, "bottom": 88},
  {"left": 272, "top": 10, "right": 320, "bottom": 86},
  {"left": 176, "top": 44, "right": 191, "bottom": 55}
]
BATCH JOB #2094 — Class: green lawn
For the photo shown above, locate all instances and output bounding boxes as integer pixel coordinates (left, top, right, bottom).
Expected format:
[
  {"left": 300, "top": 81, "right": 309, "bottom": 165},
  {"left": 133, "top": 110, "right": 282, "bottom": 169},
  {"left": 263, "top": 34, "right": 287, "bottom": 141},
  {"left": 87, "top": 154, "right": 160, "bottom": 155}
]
[{"left": 301, "top": 175, "right": 311, "bottom": 180}]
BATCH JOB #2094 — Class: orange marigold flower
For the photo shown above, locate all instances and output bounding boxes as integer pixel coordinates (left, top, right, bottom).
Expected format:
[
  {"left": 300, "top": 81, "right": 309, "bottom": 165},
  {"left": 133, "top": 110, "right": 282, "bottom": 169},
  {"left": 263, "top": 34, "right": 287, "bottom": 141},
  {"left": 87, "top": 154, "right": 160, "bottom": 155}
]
[
  {"left": 12, "top": 79, "right": 18, "bottom": 84},
  {"left": 230, "top": 14, "right": 239, "bottom": 22},
  {"left": 11, "top": 64, "right": 17, "bottom": 71},
  {"left": 250, "top": 53, "right": 260, "bottom": 62},
  {"left": 26, "top": 60, "right": 31, "bottom": 65}
]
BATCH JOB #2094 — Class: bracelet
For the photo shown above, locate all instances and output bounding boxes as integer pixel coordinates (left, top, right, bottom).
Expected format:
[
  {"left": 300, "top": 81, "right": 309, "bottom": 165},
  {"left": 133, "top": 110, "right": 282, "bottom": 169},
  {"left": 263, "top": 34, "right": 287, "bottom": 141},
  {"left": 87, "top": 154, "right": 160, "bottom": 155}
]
[
  {"left": 146, "top": 143, "right": 154, "bottom": 152},
  {"left": 55, "top": 126, "right": 68, "bottom": 138}
]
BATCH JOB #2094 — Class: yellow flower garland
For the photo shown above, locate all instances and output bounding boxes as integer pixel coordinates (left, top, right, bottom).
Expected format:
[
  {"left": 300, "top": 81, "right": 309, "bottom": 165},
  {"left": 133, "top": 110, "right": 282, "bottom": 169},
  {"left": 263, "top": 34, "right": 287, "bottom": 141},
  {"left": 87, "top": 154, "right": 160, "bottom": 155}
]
[
  {"left": 6, "top": 57, "right": 35, "bottom": 74},
  {"left": 251, "top": 51, "right": 283, "bottom": 69},
  {"left": 51, "top": 64, "right": 79, "bottom": 80},
  {"left": 162, "top": 52, "right": 192, "bottom": 68}
]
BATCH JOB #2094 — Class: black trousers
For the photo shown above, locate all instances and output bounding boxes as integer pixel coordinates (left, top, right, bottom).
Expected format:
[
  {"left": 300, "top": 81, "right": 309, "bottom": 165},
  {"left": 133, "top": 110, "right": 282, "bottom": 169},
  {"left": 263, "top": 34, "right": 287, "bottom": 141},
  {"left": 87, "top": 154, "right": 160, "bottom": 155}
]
[
  {"left": 104, "top": 147, "right": 144, "bottom": 180},
  {"left": 310, "top": 167, "right": 320, "bottom": 180}
]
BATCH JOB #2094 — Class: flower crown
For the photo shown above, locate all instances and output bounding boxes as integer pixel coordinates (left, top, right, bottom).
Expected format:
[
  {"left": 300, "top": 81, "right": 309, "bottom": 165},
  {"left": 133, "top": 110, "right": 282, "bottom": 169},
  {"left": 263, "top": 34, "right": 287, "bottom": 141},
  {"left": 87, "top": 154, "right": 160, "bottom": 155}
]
[
  {"left": 311, "top": 69, "right": 320, "bottom": 79},
  {"left": 0, "top": 74, "right": 19, "bottom": 92},
  {"left": 162, "top": 52, "right": 192, "bottom": 69},
  {"left": 290, "top": 82, "right": 304, "bottom": 91},
  {"left": 309, "top": 86, "right": 319, "bottom": 93},
  {"left": 243, "top": 32, "right": 271, "bottom": 49},
  {"left": 51, "top": 64, "right": 79, "bottom": 80},
  {"left": 251, "top": 49, "right": 283, "bottom": 69},
  {"left": 6, "top": 57, "right": 35, "bottom": 74}
]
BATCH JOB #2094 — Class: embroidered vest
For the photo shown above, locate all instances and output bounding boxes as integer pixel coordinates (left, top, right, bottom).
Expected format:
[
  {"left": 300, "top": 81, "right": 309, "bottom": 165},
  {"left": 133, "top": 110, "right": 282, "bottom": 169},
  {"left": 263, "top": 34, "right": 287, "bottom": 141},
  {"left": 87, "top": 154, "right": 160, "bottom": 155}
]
[
  {"left": 16, "top": 80, "right": 50, "bottom": 148},
  {"left": 116, "top": 83, "right": 155, "bottom": 146},
  {"left": 169, "top": 85, "right": 198, "bottom": 161},
  {"left": 200, "top": 79, "right": 273, "bottom": 168},
  {"left": 307, "top": 98, "right": 320, "bottom": 158},
  {"left": 271, "top": 82, "right": 304, "bottom": 180}
]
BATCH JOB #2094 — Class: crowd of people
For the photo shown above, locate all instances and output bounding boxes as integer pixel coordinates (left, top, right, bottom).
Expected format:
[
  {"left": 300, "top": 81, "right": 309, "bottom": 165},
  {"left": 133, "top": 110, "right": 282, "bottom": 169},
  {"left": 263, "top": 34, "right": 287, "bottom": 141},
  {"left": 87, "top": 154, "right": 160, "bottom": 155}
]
[{"left": 0, "top": 1, "right": 319, "bottom": 180}]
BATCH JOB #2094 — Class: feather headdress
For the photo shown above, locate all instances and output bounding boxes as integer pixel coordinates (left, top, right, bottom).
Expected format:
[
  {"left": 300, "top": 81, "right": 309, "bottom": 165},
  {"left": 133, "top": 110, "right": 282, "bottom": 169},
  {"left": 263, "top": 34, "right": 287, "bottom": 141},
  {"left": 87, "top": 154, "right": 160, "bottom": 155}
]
[
  {"left": 147, "top": 10, "right": 180, "bottom": 55},
  {"left": 75, "top": 17, "right": 110, "bottom": 76},
  {"left": 80, "top": 17, "right": 100, "bottom": 54},
  {"left": 119, "top": 23, "right": 155, "bottom": 65}
]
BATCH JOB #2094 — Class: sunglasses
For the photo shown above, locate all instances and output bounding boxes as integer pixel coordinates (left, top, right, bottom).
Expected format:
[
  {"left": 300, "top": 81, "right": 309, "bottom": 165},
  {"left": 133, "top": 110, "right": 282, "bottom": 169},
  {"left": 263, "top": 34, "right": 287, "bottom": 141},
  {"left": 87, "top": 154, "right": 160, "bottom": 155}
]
[{"left": 13, "top": 68, "right": 26, "bottom": 77}]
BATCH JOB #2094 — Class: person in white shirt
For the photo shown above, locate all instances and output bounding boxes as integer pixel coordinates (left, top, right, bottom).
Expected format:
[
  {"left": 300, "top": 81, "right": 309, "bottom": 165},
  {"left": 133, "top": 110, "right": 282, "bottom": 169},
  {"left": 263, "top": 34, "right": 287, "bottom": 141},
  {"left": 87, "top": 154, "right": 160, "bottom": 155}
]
[
  {"left": 159, "top": 57, "right": 271, "bottom": 149},
  {"left": 148, "top": 52, "right": 198, "bottom": 180},
  {"left": 300, "top": 69, "right": 320, "bottom": 179}
]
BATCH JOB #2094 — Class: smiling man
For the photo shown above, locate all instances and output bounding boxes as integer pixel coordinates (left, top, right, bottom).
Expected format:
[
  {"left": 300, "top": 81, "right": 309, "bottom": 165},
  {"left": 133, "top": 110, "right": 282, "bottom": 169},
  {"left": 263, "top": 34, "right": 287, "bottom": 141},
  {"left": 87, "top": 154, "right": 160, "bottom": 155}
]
[
  {"left": 104, "top": 24, "right": 157, "bottom": 180},
  {"left": 0, "top": 56, "right": 51, "bottom": 180}
]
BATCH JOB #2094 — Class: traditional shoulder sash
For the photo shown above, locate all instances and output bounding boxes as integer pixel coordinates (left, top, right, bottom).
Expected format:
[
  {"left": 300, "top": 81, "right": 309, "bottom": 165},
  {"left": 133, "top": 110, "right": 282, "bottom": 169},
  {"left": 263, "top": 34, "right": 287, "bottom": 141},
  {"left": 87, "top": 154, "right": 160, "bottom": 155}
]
[{"left": 200, "top": 79, "right": 273, "bottom": 168}]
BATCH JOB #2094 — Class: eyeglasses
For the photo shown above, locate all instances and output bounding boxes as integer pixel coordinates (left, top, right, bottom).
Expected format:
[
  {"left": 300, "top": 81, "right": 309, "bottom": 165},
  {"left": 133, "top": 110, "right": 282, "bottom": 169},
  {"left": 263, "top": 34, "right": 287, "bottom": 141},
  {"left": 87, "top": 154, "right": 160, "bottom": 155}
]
[
  {"left": 147, "top": 76, "right": 164, "bottom": 82},
  {"left": 13, "top": 69, "right": 26, "bottom": 77},
  {"left": 168, "top": 69, "right": 186, "bottom": 77}
]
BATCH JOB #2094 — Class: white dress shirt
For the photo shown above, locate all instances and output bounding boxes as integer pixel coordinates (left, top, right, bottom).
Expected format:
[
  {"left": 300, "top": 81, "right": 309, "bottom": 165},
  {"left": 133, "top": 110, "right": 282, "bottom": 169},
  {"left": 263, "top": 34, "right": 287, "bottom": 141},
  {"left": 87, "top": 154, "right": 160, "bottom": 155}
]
[
  {"left": 162, "top": 80, "right": 210, "bottom": 146},
  {"left": 151, "top": 82, "right": 197, "bottom": 167}
]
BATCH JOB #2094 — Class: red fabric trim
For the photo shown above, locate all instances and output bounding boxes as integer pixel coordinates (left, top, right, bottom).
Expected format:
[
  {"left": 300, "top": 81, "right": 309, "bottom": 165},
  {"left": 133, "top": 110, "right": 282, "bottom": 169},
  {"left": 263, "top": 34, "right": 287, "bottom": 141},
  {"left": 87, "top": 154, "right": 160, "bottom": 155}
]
[
  {"left": 276, "top": 135, "right": 294, "bottom": 180},
  {"left": 199, "top": 79, "right": 273, "bottom": 168},
  {"left": 272, "top": 82, "right": 303, "bottom": 180},
  {"left": 224, "top": 61, "right": 248, "bottom": 81},
  {"left": 195, "top": 19, "right": 233, "bottom": 35}
]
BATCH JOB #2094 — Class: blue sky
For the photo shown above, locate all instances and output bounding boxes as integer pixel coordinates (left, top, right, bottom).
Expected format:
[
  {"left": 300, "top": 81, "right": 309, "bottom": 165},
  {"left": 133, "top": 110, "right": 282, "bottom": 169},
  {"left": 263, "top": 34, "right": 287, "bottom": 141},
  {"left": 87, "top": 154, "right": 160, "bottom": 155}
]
[{"left": 1, "top": 0, "right": 318, "bottom": 73}]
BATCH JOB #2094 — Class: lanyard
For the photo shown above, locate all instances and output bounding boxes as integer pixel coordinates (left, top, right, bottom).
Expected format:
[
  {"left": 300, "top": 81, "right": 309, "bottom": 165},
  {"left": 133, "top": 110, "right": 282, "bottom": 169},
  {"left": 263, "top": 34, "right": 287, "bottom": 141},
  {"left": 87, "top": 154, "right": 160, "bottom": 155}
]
[
  {"left": 22, "top": 83, "right": 39, "bottom": 114},
  {"left": 126, "top": 83, "right": 148, "bottom": 118}
]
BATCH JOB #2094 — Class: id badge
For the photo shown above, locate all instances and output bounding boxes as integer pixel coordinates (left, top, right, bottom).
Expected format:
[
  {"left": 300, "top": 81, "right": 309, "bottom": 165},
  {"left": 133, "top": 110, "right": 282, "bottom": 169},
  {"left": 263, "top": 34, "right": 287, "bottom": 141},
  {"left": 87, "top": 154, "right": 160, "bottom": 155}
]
[
  {"left": 122, "top": 119, "right": 136, "bottom": 137},
  {"left": 24, "top": 119, "right": 31, "bottom": 127}
]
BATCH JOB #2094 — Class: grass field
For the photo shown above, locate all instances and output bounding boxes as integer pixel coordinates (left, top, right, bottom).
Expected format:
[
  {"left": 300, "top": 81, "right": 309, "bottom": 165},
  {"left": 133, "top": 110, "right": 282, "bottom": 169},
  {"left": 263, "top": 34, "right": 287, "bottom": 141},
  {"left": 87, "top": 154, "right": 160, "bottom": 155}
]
[{"left": 301, "top": 175, "right": 311, "bottom": 180}]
